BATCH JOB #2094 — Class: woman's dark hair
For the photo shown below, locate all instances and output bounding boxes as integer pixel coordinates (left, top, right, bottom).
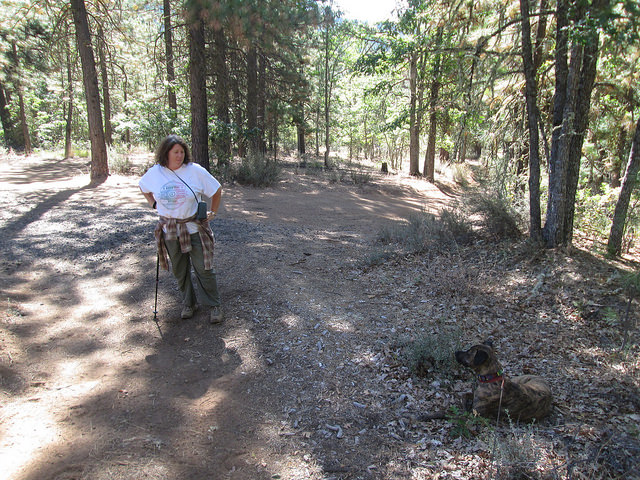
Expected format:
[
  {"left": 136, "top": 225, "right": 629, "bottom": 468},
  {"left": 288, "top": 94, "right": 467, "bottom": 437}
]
[{"left": 155, "top": 135, "right": 192, "bottom": 167}]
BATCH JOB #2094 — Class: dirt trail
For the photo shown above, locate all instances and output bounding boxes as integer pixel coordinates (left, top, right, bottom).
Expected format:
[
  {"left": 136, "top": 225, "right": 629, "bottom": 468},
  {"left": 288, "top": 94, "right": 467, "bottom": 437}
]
[{"left": 0, "top": 153, "right": 450, "bottom": 480}]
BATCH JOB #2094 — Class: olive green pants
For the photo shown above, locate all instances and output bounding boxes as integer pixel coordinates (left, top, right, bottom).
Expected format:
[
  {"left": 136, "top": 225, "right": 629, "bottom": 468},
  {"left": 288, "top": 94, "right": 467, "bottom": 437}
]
[{"left": 164, "top": 233, "right": 221, "bottom": 308}]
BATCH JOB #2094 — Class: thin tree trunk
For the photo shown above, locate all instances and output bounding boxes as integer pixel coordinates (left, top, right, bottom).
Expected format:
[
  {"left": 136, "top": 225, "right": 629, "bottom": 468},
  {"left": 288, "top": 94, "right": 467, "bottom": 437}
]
[
  {"left": 188, "top": 15, "right": 209, "bottom": 169},
  {"left": 246, "top": 45, "right": 259, "bottom": 156},
  {"left": 296, "top": 103, "right": 306, "bottom": 156},
  {"left": 163, "top": 0, "right": 177, "bottom": 111},
  {"left": 11, "top": 42, "right": 31, "bottom": 154},
  {"left": 71, "top": 0, "right": 109, "bottom": 183},
  {"left": 258, "top": 52, "right": 267, "bottom": 154},
  {"left": 0, "top": 81, "right": 18, "bottom": 149},
  {"left": 520, "top": 0, "right": 542, "bottom": 242},
  {"left": 315, "top": 103, "right": 320, "bottom": 157},
  {"left": 408, "top": 52, "right": 420, "bottom": 176},
  {"left": 323, "top": 18, "right": 331, "bottom": 168},
  {"left": 213, "top": 26, "right": 230, "bottom": 165},
  {"left": 232, "top": 76, "right": 244, "bottom": 157},
  {"left": 608, "top": 115, "right": 640, "bottom": 256},
  {"left": 423, "top": 27, "right": 443, "bottom": 183},
  {"left": 542, "top": 0, "right": 570, "bottom": 246},
  {"left": 611, "top": 126, "right": 626, "bottom": 188},
  {"left": 562, "top": 26, "right": 602, "bottom": 245},
  {"left": 64, "top": 45, "right": 73, "bottom": 159},
  {"left": 97, "top": 26, "right": 112, "bottom": 146}
]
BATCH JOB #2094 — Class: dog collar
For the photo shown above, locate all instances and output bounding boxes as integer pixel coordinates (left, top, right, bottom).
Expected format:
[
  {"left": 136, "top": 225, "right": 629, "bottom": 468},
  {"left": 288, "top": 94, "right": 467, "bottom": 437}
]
[{"left": 478, "top": 371, "right": 504, "bottom": 383}]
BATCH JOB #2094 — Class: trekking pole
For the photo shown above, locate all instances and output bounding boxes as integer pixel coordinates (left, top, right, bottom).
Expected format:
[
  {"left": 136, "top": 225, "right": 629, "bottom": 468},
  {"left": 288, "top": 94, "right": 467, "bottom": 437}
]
[{"left": 153, "top": 253, "right": 163, "bottom": 338}]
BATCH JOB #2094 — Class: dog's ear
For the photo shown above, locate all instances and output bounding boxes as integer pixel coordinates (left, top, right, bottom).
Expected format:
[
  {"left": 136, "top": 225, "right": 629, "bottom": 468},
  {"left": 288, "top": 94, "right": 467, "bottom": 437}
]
[
  {"left": 473, "top": 349, "right": 489, "bottom": 366},
  {"left": 482, "top": 339, "right": 494, "bottom": 349}
]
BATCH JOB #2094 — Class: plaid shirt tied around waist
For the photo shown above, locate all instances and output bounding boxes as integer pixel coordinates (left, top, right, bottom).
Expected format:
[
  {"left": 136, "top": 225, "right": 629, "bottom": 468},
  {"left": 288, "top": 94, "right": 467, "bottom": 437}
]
[{"left": 155, "top": 215, "right": 215, "bottom": 271}]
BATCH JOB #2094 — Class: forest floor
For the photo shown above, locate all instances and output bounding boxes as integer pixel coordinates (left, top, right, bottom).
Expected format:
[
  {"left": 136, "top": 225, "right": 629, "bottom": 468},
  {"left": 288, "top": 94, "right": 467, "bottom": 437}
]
[{"left": 0, "top": 151, "right": 639, "bottom": 480}]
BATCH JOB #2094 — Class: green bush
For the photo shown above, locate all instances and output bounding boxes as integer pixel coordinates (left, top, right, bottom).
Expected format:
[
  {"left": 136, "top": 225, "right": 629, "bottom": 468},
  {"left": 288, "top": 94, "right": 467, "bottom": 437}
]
[
  {"left": 235, "top": 153, "right": 281, "bottom": 187},
  {"left": 464, "top": 193, "right": 522, "bottom": 240},
  {"left": 380, "top": 208, "right": 475, "bottom": 255},
  {"left": 405, "top": 327, "right": 463, "bottom": 378},
  {"left": 350, "top": 169, "right": 373, "bottom": 185},
  {"left": 482, "top": 421, "right": 544, "bottom": 480}
]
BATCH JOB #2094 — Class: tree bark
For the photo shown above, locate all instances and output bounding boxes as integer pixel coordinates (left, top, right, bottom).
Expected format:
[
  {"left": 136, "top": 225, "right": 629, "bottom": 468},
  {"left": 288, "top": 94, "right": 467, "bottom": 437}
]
[
  {"left": 611, "top": 126, "right": 626, "bottom": 188},
  {"left": 296, "top": 103, "right": 306, "bottom": 156},
  {"left": 71, "top": 0, "right": 109, "bottom": 183},
  {"left": 246, "top": 45, "right": 259, "bottom": 156},
  {"left": 408, "top": 51, "right": 420, "bottom": 176},
  {"left": 423, "top": 27, "right": 443, "bottom": 183},
  {"left": 608, "top": 115, "right": 640, "bottom": 256},
  {"left": 232, "top": 75, "right": 245, "bottom": 157},
  {"left": 11, "top": 42, "right": 31, "bottom": 154},
  {"left": 520, "top": 0, "right": 542, "bottom": 242},
  {"left": 562, "top": 30, "right": 601, "bottom": 245},
  {"left": 97, "top": 27, "right": 112, "bottom": 146},
  {"left": 213, "top": 26, "right": 231, "bottom": 165},
  {"left": 258, "top": 51, "right": 267, "bottom": 154},
  {"left": 188, "top": 14, "right": 209, "bottom": 170},
  {"left": 0, "top": 81, "right": 18, "bottom": 149},
  {"left": 323, "top": 14, "right": 331, "bottom": 168},
  {"left": 64, "top": 45, "right": 73, "bottom": 159},
  {"left": 163, "top": 0, "right": 177, "bottom": 111}
]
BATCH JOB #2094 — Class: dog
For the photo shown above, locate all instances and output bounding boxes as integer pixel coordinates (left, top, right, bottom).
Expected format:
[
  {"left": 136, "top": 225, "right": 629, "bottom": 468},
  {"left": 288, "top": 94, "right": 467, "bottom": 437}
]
[{"left": 455, "top": 342, "right": 552, "bottom": 422}]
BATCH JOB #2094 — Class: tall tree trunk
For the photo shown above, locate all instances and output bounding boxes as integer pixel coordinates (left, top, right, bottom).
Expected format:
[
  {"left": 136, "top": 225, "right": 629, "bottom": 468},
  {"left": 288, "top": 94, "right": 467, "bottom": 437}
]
[
  {"left": 423, "top": 27, "right": 443, "bottom": 183},
  {"left": 408, "top": 51, "right": 420, "bottom": 176},
  {"left": 11, "top": 42, "right": 31, "bottom": 154},
  {"left": 71, "top": 0, "right": 109, "bottom": 183},
  {"left": 188, "top": 14, "right": 209, "bottom": 170},
  {"left": 562, "top": 29, "right": 601, "bottom": 245},
  {"left": 213, "top": 26, "right": 230, "bottom": 165},
  {"left": 296, "top": 103, "right": 306, "bottom": 156},
  {"left": 532, "top": 0, "right": 548, "bottom": 73},
  {"left": 611, "top": 126, "right": 627, "bottom": 188},
  {"left": 258, "top": 52, "right": 267, "bottom": 154},
  {"left": 323, "top": 18, "right": 331, "bottom": 168},
  {"left": 608, "top": 116, "right": 640, "bottom": 256},
  {"left": 543, "top": 42, "right": 582, "bottom": 247},
  {"left": 64, "top": 45, "right": 74, "bottom": 159},
  {"left": 542, "top": 0, "right": 570, "bottom": 246},
  {"left": 163, "top": 0, "right": 177, "bottom": 111},
  {"left": 232, "top": 75, "right": 244, "bottom": 157},
  {"left": 0, "top": 81, "right": 18, "bottom": 149},
  {"left": 520, "top": 0, "right": 542, "bottom": 242},
  {"left": 97, "top": 27, "right": 112, "bottom": 146},
  {"left": 315, "top": 103, "right": 320, "bottom": 157},
  {"left": 246, "top": 45, "right": 259, "bottom": 156},
  {"left": 544, "top": 0, "right": 606, "bottom": 247}
]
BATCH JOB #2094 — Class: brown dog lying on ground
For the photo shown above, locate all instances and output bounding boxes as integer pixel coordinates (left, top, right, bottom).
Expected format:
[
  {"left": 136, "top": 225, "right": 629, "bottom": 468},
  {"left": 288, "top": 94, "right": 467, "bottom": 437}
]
[{"left": 455, "top": 342, "right": 552, "bottom": 422}]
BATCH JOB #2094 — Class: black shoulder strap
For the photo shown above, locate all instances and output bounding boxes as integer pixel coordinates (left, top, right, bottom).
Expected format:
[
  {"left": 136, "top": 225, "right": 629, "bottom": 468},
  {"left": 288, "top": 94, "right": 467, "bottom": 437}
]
[{"left": 170, "top": 168, "right": 200, "bottom": 202}]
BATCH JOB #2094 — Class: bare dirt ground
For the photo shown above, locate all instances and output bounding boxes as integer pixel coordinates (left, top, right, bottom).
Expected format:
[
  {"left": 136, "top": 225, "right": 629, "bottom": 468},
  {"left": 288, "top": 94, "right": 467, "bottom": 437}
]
[{"left": 1, "top": 152, "right": 639, "bottom": 480}]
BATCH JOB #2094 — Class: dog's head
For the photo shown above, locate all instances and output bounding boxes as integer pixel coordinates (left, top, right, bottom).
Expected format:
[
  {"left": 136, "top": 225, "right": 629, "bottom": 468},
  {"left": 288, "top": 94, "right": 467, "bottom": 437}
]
[{"left": 455, "top": 341, "right": 502, "bottom": 375}]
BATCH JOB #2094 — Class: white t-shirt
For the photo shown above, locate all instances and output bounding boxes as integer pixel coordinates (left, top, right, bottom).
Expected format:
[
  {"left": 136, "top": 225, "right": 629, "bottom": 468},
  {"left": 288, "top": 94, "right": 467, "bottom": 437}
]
[{"left": 139, "top": 162, "right": 221, "bottom": 234}]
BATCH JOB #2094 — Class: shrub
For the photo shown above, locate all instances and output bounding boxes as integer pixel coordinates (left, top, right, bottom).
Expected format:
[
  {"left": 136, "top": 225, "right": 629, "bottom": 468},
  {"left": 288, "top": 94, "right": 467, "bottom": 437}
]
[
  {"left": 350, "top": 169, "right": 373, "bottom": 185},
  {"left": 452, "top": 163, "right": 471, "bottom": 187},
  {"left": 447, "top": 406, "right": 491, "bottom": 439},
  {"left": 235, "top": 153, "right": 281, "bottom": 187},
  {"left": 405, "top": 327, "right": 463, "bottom": 378},
  {"left": 108, "top": 147, "right": 135, "bottom": 175},
  {"left": 379, "top": 208, "right": 475, "bottom": 256},
  {"left": 464, "top": 193, "right": 522, "bottom": 240},
  {"left": 482, "top": 421, "right": 544, "bottom": 480}
]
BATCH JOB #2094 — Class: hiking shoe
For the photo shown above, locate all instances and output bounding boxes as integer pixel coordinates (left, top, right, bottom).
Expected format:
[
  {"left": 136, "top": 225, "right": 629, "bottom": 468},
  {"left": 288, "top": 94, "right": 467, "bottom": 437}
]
[
  {"left": 209, "top": 306, "right": 223, "bottom": 324},
  {"left": 181, "top": 305, "right": 197, "bottom": 319}
]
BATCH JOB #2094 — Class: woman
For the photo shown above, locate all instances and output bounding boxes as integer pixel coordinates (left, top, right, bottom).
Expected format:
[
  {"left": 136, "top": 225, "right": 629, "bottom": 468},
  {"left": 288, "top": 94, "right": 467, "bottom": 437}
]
[{"left": 139, "top": 134, "right": 223, "bottom": 323}]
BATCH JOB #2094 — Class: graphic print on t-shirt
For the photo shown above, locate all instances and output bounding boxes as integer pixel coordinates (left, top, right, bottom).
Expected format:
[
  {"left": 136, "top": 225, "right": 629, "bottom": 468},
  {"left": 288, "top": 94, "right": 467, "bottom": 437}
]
[{"left": 159, "top": 181, "right": 190, "bottom": 211}]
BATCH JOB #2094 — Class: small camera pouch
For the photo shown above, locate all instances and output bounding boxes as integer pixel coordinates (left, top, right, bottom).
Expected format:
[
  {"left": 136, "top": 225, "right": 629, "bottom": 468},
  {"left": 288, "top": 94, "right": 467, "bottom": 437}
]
[{"left": 196, "top": 201, "right": 207, "bottom": 220}]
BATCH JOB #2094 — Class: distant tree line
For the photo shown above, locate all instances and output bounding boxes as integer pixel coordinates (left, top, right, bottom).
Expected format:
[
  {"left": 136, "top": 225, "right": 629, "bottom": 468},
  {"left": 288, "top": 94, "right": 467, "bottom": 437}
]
[{"left": 0, "top": 0, "right": 638, "bottom": 252}]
